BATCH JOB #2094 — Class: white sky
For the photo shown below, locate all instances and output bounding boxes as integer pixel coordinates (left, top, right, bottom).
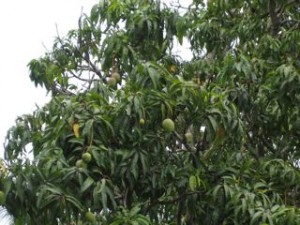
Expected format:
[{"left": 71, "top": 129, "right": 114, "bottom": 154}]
[
  {"left": 0, "top": 1, "right": 95, "bottom": 223},
  {"left": 0, "top": 0, "right": 96, "bottom": 158},
  {"left": 0, "top": 0, "right": 192, "bottom": 223}
]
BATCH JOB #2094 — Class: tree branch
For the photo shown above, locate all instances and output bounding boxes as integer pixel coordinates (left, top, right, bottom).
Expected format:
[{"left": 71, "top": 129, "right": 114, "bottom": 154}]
[{"left": 268, "top": 0, "right": 280, "bottom": 35}]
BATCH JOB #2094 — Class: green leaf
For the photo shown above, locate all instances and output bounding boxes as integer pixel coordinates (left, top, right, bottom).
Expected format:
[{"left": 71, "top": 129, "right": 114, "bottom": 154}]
[
  {"left": 147, "top": 65, "right": 160, "bottom": 89},
  {"left": 65, "top": 194, "right": 83, "bottom": 210},
  {"left": 82, "top": 119, "right": 94, "bottom": 137},
  {"left": 80, "top": 177, "right": 95, "bottom": 193}
]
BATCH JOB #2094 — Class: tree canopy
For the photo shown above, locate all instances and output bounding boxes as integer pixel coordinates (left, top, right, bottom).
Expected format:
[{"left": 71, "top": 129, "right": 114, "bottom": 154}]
[{"left": 1, "top": 0, "right": 300, "bottom": 224}]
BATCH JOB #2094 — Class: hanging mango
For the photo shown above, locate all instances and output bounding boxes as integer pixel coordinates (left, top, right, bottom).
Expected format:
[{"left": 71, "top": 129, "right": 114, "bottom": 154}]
[{"left": 72, "top": 122, "right": 80, "bottom": 138}]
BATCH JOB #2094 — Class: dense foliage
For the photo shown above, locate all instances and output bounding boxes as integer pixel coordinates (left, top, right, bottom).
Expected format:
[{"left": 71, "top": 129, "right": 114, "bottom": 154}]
[{"left": 1, "top": 0, "right": 300, "bottom": 224}]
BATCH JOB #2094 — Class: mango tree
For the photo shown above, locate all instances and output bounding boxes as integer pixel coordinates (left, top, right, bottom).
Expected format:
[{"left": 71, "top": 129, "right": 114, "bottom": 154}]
[{"left": 1, "top": 0, "right": 300, "bottom": 224}]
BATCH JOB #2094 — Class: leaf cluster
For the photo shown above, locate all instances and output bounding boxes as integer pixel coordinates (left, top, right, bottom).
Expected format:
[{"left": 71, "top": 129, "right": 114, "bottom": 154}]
[{"left": 2, "top": 0, "right": 300, "bottom": 224}]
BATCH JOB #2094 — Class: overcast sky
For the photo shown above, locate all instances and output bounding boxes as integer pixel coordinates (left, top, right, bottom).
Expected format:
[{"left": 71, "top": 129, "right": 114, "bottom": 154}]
[
  {"left": 0, "top": 0, "right": 96, "bottom": 159},
  {"left": 0, "top": 1, "right": 95, "bottom": 223}
]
